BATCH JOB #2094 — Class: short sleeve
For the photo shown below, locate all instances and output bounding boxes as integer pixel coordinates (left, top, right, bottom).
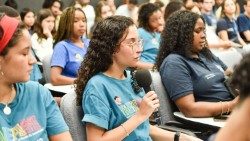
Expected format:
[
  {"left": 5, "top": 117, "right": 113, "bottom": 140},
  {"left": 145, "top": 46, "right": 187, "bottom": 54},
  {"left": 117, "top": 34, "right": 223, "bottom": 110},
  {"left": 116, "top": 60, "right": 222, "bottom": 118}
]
[
  {"left": 41, "top": 85, "right": 69, "bottom": 136},
  {"left": 82, "top": 88, "right": 111, "bottom": 130},
  {"left": 51, "top": 42, "right": 67, "bottom": 68},
  {"left": 160, "top": 57, "right": 193, "bottom": 101},
  {"left": 237, "top": 15, "right": 249, "bottom": 32},
  {"left": 216, "top": 19, "right": 228, "bottom": 34}
]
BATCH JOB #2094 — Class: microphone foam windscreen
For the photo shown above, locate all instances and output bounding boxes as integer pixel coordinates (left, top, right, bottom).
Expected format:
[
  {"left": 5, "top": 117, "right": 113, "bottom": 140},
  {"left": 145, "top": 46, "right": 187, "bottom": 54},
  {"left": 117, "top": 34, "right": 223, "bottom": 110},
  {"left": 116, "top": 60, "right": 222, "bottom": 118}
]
[{"left": 134, "top": 69, "right": 152, "bottom": 88}]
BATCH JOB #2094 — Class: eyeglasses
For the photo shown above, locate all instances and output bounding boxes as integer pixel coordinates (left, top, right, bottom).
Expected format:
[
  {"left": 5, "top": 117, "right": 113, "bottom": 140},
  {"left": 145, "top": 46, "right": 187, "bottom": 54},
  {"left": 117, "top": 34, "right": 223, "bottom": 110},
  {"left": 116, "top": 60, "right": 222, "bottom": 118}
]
[{"left": 123, "top": 39, "right": 143, "bottom": 51}]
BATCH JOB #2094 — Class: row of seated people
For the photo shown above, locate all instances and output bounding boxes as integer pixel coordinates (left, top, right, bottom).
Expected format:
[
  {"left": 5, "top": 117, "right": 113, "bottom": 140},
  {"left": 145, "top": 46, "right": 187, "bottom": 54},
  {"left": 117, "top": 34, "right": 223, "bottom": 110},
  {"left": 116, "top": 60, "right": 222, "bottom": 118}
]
[
  {"left": 33, "top": 1, "right": 247, "bottom": 86},
  {"left": 1, "top": 2, "right": 249, "bottom": 140}
]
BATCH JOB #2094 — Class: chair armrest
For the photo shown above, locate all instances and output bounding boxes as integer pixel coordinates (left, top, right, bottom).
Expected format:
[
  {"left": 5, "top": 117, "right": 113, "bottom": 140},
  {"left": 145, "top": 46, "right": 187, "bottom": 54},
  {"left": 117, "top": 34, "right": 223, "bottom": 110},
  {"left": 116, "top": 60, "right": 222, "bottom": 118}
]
[{"left": 157, "top": 124, "right": 199, "bottom": 137}]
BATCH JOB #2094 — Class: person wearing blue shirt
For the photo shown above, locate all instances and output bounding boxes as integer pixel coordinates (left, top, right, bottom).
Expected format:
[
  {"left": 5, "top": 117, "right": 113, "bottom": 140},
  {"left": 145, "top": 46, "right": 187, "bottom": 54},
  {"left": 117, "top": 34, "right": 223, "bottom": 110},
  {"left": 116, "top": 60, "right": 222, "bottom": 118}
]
[
  {"left": 75, "top": 16, "right": 200, "bottom": 141},
  {"left": 0, "top": 15, "right": 72, "bottom": 141},
  {"left": 236, "top": 0, "right": 250, "bottom": 43},
  {"left": 137, "top": 3, "right": 164, "bottom": 69},
  {"left": 216, "top": 0, "right": 247, "bottom": 46},
  {"left": 51, "top": 7, "right": 89, "bottom": 85},
  {"left": 156, "top": 10, "right": 239, "bottom": 118}
]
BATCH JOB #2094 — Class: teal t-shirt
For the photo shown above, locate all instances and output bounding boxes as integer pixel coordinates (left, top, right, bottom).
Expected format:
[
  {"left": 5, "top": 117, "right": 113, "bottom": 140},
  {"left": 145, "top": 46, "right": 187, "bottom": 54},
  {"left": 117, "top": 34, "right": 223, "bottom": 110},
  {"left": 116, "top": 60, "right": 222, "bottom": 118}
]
[
  {"left": 82, "top": 70, "right": 152, "bottom": 141},
  {"left": 0, "top": 81, "right": 69, "bottom": 141},
  {"left": 138, "top": 28, "right": 161, "bottom": 63}
]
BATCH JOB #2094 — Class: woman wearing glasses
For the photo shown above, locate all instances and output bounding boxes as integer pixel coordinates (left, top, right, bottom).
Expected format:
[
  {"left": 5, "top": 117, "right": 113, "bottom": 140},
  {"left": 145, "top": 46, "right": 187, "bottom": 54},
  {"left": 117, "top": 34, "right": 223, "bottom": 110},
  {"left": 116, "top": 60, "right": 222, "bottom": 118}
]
[{"left": 75, "top": 15, "right": 201, "bottom": 141}]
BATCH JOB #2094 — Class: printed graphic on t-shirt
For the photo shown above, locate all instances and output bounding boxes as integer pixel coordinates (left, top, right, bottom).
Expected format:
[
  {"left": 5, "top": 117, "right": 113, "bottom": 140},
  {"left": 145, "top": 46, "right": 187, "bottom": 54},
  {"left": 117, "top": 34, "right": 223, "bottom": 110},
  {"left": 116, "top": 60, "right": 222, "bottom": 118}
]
[
  {"left": 75, "top": 53, "right": 83, "bottom": 62},
  {"left": 114, "top": 96, "right": 122, "bottom": 105},
  {"left": 118, "top": 99, "right": 139, "bottom": 118},
  {"left": 0, "top": 115, "right": 44, "bottom": 141}
]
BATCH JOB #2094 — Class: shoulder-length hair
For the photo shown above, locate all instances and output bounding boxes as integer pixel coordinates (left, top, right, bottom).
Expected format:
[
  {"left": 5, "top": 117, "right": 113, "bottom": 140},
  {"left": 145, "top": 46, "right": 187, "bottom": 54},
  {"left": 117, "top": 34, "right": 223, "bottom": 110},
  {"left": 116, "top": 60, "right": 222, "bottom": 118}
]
[{"left": 33, "top": 9, "right": 56, "bottom": 41}]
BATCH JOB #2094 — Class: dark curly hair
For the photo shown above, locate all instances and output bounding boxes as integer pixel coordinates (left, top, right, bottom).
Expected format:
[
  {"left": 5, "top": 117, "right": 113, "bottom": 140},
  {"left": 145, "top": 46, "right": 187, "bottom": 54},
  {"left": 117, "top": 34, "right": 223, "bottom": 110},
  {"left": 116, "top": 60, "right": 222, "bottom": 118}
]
[
  {"left": 138, "top": 3, "right": 161, "bottom": 32},
  {"left": 231, "top": 53, "right": 250, "bottom": 102},
  {"left": 75, "top": 16, "right": 134, "bottom": 105},
  {"left": 155, "top": 10, "right": 212, "bottom": 70}
]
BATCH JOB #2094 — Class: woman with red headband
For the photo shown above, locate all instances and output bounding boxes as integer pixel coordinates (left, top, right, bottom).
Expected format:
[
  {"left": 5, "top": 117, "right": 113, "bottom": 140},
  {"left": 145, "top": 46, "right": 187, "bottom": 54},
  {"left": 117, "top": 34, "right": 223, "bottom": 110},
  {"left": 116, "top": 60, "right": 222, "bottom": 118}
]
[{"left": 0, "top": 14, "right": 72, "bottom": 141}]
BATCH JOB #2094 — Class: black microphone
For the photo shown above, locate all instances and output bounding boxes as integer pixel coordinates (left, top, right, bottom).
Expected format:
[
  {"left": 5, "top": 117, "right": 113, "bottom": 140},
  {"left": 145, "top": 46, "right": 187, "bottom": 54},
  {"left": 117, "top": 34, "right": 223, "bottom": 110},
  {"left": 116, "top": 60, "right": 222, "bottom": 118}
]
[{"left": 134, "top": 69, "right": 162, "bottom": 126}]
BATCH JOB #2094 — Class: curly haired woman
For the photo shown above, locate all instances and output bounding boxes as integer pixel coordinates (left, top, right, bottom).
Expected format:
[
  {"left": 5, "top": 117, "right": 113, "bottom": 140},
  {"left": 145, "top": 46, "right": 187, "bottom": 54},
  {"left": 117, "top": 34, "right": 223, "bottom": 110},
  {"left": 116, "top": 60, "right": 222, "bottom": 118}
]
[
  {"left": 156, "top": 10, "right": 238, "bottom": 118},
  {"left": 75, "top": 15, "right": 201, "bottom": 141}
]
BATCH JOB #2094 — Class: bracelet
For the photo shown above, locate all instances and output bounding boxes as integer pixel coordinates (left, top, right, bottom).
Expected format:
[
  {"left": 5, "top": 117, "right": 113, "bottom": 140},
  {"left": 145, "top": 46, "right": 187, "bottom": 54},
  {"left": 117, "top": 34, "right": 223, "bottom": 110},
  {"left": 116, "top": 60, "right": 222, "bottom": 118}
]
[
  {"left": 226, "top": 101, "right": 230, "bottom": 114},
  {"left": 120, "top": 124, "right": 129, "bottom": 137},
  {"left": 174, "top": 131, "right": 180, "bottom": 141}
]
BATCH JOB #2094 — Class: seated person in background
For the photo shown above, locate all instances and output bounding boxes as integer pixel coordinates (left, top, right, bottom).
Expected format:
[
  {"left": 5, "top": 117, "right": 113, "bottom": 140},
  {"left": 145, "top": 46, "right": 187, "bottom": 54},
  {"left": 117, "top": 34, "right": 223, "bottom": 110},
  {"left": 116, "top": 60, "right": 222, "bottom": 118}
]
[
  {"left": 115, "top": 0, "right": 139, "bottom": 25},
  {"left": 201, "top": 0, "right": 217, "bottom": 27},
  {"left": 213, "top": 53, "right": 250, "bottom": 141},
  {"left": 237, "top": 0, "right": 250, "bottom": 43},
  {"left": 74, "top": 0, "right": 95, "bottom": 36},
  {"left": 31, "top": 9, "right": 55, "bottom": 62},
  {"left": 89, "top": 0, "right": 113, "bottom": 38},
  {"left": 137, "top": 3, "right": 164, "bottom": 69},
  {"left": 51, "top": 7, "right": 89, "bottom": 85},
  {"left": 75, "top": 15, "right": 201, "bottom": 141},
  {"left": 0, "top": 14, "right": 72, "bottom": 141},
  {"left": 183, "top": 0, "right": 201, "bottom": 14},
  {"left": 104, "top": 0, "right": 116, "bottom": 15},
  {"left": 164, "top": 0, "right": 185, "bottom": 22},
  {"left": 216, "top": 0, "right": 247, "bottom": 47},
  {"left": 42, "top": 0, "right": 63, "bottom": 31},
  {"left": 20, "top": 8, "right": 35, "bottom": 35},
  {"left": 156, "top": 10, "right": 238, "bottom": 118}
]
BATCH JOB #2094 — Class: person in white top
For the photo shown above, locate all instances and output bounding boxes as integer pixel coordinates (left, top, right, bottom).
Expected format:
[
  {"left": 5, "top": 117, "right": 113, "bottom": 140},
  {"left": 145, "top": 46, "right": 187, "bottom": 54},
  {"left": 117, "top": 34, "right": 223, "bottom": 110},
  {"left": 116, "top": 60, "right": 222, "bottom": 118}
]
[
  {"left": 115, "top": 0, "right": 139, "bottom": 25},
  {"left": 74, "top": 0, "right": 95, "bottom": 36},
  {"left": 31, "top": 9, "right": 55, "bottom": 62}
]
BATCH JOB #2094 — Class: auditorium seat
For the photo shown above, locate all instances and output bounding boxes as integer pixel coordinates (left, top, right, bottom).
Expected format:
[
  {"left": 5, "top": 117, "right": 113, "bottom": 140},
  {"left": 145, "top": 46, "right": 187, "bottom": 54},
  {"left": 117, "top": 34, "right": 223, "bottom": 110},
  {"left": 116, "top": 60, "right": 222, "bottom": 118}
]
[
  {"left": 149, "top": 69, "right": 218, "bottom": 139},
  {"left": 60, "top": 91, "right": 87, "bottom": 141},
  {"left": 42, "top": 52, "right": 53, "bottom": 83}
]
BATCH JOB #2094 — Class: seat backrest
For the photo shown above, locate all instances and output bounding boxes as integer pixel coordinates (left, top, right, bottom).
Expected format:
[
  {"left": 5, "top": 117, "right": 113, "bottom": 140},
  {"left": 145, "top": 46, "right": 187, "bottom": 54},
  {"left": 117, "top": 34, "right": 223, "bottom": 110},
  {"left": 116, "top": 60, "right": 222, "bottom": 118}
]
[
  {"left": 150, "top": 70, "right": 177, "bottom": 124},
  {"left": 60, "top": 91, "right": 87, "bottom": 141},
  {"left": 42, "top": 53, "right": 52, "bottom": 83}
]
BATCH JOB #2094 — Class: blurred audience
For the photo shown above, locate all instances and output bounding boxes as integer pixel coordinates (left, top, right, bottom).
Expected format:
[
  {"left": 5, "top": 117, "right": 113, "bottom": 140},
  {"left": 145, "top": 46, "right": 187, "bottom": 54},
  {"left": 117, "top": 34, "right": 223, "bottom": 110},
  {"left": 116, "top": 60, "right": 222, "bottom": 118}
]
[
  {"left": 31, "top": 9, "right": 55, "bottom": 62},
  {"left": 20, "top": 8, "right": 35, "bottom": 35},
  {"left": 116, "top": 0, "right": 139, "bottom": 25},
  {"left": 42, "top": 0, "right": 63, "bottom": 31},
  {"left": 137, "top": 3, "right": 164, "bottom": 69},
  {"left": 237, "top": 0, "right": 250, "bottom": 43}
]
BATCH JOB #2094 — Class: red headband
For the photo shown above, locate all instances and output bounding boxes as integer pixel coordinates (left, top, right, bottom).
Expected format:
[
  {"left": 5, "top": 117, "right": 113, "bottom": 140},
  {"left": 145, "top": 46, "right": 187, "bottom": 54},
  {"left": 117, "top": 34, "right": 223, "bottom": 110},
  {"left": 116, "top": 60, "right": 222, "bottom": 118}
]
[{"left": 0, "top": 15, "right": 19, "bottom": 53}]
